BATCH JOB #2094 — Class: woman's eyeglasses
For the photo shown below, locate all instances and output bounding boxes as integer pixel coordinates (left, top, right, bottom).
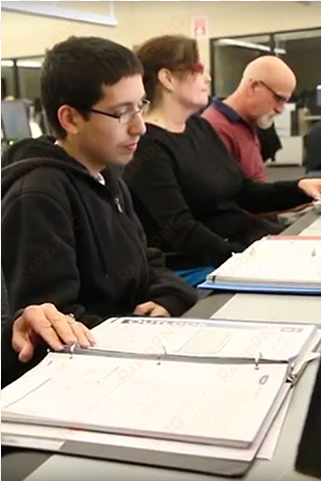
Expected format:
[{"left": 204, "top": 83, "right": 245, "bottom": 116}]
[
  {"left": 190, "top": 62, "right": 205, "bottom": 74},
  {"left": 173, "top": 62, "right": 205, "bottom": 74}
]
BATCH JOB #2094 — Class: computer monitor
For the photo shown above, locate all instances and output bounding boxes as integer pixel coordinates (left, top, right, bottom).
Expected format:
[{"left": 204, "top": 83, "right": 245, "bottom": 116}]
[
  {"left": 317, "top": 85, "right": 321, "bottom": 107},
  {"left": 295, "top": 357, "right": 321, "bottom": 479},
  {"left": 1, "top": 99, "right": 32, "bottom": 142}
]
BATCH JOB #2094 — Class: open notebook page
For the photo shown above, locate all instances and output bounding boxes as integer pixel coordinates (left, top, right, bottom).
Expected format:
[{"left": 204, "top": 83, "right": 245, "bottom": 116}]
[
  {"left": 1, "top": 384, "right": 291, "bottom": 472},
  {"left": 91, "top": 317, "right": 318, "bottom": 362},
  {"left": 2, "top": 352, "right": 289, "bottom": 448}
]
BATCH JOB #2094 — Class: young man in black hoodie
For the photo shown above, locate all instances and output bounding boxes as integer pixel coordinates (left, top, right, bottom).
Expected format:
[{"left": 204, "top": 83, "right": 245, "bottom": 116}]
[{"left": 1, "top": 36, "right": 197, "bottom": 386}]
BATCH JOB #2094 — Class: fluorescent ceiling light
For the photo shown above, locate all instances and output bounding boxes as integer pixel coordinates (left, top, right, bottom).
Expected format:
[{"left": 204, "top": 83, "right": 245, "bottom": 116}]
[
  {"left": 1, "top": 60, "right": 42, "bottom": 68},
  {"left": 1, "top": 60, "right": 14, "bottom": 67},
  {"left": 1, "top": 1, "right": 117, "bottom": 26},
  {"left": 217, "top": 38, "right": 286, "bottom": 55},
  {"left": 17, "top": 61, "right": 42, "bottom": 68}
]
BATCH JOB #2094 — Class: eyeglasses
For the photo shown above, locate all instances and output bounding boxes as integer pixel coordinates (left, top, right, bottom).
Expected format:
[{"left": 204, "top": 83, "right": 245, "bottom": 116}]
[
  {"left": 173, "top": 62, "right": 205, "bottom": 74},
  {"left": 90, "top": 99, "right": 150, "bottom": 125},
  {"left": 259, "top": 80, "right": 289, "bottom": 104},
  {"left": 190, "top": 62, "right": 205, "bottom": 74}
]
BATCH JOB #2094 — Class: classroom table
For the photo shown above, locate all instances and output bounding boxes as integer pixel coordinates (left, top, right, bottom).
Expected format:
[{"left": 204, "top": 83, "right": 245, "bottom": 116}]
[{"left": 2, "top": 210, "right": 320, "bottom": 481}]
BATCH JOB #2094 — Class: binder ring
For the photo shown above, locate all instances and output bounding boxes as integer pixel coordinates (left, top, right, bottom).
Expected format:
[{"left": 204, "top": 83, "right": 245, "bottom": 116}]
[
  {"left": 255, "top": 351, "right": 263, "bottom": 370},
  {"left": 157, "top": 345, "right": 167, "bottom": 365},
  {"left": 69, "top": 343, "right": 77, "bottom": 359}
]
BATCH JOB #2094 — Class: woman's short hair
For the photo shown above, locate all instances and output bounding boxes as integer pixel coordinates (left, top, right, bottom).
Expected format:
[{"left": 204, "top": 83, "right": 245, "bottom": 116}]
[{"left": 135, "top": 35, "right": 199, "bottom": 105}]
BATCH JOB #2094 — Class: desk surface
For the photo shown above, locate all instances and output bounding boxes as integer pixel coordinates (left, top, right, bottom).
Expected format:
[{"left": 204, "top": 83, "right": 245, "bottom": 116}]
[{"left": 2, "top": 210, "right": 320, "bottom": 481}]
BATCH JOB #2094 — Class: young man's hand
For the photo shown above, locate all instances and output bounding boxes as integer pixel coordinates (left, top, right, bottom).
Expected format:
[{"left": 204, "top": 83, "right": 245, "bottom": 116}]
[
  {"left": 12, "top": 303, "right": 95, "bottom": 363},
  {"left": 133, "top": 301, "right": 170, "bottom": 317}
]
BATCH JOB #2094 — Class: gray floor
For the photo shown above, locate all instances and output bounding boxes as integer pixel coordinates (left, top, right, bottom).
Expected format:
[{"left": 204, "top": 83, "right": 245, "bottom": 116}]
[{"left": 265, "top": 165, "right": 305, "bottom": 182}]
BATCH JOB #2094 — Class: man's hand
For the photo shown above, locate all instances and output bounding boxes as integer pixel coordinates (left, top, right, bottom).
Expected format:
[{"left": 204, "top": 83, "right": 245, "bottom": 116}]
[
  {"left": 133, "top": 301, "right": 170, "bottom": 317},
  {"left": 298, "top": 179, "right": 321, "bottom": 201},
  {"left": 12, "top": 303, "right": 95, "bottom": 363}
]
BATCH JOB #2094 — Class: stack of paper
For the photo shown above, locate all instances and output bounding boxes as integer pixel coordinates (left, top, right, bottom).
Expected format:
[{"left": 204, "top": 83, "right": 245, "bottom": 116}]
[
  {"left": 200, "top": 237, "right": 321, "bottom": 294},
  {"left": 2, "top": 316, "right": 320, "bottom": 476}
]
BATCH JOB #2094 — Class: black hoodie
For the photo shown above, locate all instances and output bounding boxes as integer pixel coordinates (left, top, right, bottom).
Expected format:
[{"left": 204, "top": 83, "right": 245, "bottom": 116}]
[{"left": 1, "top": 137, "right": 197, "bottom": 386}]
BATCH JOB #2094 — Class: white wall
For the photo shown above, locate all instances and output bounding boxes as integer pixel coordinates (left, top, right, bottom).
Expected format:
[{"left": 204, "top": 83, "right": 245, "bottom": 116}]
[{"left": 2, "top": 1, "right": 321, "bottom": 70}]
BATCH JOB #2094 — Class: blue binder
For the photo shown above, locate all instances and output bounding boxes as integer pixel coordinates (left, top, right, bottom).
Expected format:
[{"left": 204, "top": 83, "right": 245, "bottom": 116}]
[{"left": 198, "top": 280, "right": 321, "bottom": 295}]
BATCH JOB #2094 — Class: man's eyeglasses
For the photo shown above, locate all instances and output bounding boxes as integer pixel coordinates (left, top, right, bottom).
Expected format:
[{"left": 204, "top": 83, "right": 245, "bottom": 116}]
[
  {"left": 90, "top": 99, "right": 150, "bottom": 125},
  {"left": 259, "top": 80, "right": 289, "bottom": 104}
]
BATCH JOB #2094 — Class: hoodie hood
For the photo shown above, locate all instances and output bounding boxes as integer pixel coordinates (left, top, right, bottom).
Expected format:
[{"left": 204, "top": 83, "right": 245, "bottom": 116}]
[
  {"left": 2, "top": 136, "right": 58, "bottom": 167},
  {"left": 1, "top": 136, "right": 121, "bottom": 198}
]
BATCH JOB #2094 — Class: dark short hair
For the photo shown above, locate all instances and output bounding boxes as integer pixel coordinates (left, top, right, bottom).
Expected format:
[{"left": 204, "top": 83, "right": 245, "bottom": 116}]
[
  {"left": 135, "top": 35, "right": 199, "bottom": 105},
  {"left": 41, "top": 36, "right": 143, "bottom": 138}
]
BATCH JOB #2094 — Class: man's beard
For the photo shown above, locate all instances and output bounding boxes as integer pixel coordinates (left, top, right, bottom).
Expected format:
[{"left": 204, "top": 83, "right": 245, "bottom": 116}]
[{"left": 256, "top": 112, "right": 276, "bottom": 130}]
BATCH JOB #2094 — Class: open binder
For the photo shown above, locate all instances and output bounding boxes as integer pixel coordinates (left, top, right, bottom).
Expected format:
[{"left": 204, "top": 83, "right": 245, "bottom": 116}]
[
  {"left": 2, "top": 317, "right": 320, "bottom": 476},
  {"left": 199, "top": 236, "right": 321, "bottom": 294}
]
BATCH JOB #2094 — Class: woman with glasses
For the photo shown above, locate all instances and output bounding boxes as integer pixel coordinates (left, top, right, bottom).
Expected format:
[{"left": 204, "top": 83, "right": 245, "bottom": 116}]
[{"left": 124, "top": 35, "right": 321, "bottom": 285}]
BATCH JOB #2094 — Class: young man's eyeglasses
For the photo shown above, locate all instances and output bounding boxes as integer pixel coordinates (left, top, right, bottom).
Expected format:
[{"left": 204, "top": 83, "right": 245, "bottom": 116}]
[
  {"left": 90, "top": 99, "right": 150, "bottom": 125},
  {"left": 259, "top": 80, "right": 289, "bottom": 104}
]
